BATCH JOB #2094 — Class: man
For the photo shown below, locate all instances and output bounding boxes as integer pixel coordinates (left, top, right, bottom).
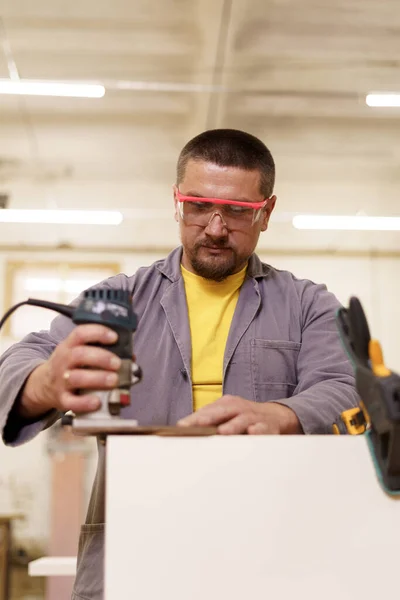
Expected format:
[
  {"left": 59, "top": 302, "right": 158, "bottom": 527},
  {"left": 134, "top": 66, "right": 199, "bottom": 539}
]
[{"left": 0, "top": 129, "right": 358, "bottom": 598}]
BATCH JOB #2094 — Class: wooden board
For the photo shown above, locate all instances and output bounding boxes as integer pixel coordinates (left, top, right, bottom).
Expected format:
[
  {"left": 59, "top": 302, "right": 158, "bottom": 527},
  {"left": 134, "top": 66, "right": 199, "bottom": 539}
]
[{"left": 69, "top": 424, "right": 218, "bottom": 437}]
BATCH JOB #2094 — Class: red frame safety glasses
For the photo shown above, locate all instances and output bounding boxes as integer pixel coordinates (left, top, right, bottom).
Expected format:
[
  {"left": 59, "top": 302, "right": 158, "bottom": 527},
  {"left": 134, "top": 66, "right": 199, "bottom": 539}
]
[{"left": 176, "top": 190, "right": 269, "bottom": 229}]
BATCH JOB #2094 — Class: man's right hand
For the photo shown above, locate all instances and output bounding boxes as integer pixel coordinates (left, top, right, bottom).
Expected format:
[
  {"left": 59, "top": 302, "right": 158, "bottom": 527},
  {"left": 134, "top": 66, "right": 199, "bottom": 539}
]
[{"left": 18, "top": 324, "right": 121, "bottom": 419}]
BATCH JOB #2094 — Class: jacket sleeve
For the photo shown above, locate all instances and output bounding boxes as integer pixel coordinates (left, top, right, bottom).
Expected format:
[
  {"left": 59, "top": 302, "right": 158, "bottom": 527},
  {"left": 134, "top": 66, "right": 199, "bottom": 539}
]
[
  {"left": 0, "top": 314, "right": 75, "bottom": 446},
  {"left": 277, "top": 281, "right": 360, "bottom": 435},
  {"left": 0, "top": 273, "right": 132, "bottom": 447}
]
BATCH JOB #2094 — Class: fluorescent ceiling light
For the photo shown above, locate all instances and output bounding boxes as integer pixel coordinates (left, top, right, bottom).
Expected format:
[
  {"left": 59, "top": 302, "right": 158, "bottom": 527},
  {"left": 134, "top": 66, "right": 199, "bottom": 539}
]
[
  {"left": 366, "top": 93, "right": 400, "bottom": 107},
  {"left": 293, "top": 215, "right": 400, "bottom": 231},
  {"left": 0, "top": 80, "right": 105, "bottom": 98},
  {"left": 0, "top": 210, "right": 122, "bottom": 225}
]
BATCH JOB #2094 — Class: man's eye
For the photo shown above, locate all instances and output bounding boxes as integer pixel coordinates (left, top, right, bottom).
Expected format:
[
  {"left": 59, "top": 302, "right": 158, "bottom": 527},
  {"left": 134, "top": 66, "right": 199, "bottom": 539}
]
[
  {"left": 226, "top": 205, "right": 252, "bottom": 216},
  {"left": 190, "top": 201, "right": 209, "bottom": 211}
]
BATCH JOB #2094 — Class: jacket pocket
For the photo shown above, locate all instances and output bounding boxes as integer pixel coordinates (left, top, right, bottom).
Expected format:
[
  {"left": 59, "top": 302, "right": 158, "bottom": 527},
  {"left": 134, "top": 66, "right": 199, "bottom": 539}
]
[
  {"left": 72, "top": 523, "right": 104, "bottom": 600},
  {"left": 251, "top": 339, "right": 301, "bottom": 402}
]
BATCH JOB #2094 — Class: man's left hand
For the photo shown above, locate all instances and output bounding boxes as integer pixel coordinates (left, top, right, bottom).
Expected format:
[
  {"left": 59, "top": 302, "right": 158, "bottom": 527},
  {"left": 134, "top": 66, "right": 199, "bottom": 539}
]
[{"left": 177, "top": 395, "right": 303, "bottom": 435}]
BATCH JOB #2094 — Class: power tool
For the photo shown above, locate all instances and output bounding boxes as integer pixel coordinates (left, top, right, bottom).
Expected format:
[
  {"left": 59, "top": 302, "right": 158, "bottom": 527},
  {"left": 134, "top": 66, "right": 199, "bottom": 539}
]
[
  {"left": 0, "top": 288, "right": 142, "bottom": 435},
  {"left": 334, "top": 296, "right": 400, "bottom": 495}
]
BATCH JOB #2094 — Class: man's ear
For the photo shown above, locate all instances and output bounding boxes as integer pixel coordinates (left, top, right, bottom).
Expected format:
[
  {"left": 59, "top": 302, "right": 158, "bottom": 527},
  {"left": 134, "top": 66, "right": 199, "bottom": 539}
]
[
  {"left": 172, "top": 184, "right": 179, "bottom": 222},
  {"left": 260, "top": 195, "right": 277, "bottom": 232}
]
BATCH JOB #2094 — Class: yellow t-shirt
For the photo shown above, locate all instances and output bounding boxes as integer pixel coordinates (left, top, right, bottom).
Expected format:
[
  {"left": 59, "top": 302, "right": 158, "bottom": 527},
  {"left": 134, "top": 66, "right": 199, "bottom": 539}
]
[{"left": 181, "top": 264, "right": 247, "bottom": 411}]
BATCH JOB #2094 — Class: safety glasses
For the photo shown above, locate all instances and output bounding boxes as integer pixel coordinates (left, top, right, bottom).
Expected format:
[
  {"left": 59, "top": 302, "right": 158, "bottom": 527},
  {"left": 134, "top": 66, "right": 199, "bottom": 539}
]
[{"left": 176, "top": 190, "right": 269, "bottom": 229}]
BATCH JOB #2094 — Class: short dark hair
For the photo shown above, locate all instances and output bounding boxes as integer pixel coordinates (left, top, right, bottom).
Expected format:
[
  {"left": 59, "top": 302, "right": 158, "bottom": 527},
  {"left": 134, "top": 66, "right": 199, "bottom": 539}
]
[{"left": 176, "top": 128, "right": 275, "bottom": 197}]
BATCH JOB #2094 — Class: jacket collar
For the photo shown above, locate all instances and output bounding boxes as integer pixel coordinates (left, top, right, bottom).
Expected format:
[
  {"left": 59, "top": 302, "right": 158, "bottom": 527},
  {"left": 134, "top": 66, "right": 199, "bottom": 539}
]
[{"left": 156, "top": 246, "right": 271, "bottom": 282}]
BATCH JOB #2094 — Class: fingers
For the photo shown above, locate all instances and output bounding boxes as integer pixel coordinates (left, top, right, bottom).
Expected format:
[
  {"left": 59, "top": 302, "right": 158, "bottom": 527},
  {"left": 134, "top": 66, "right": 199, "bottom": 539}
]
[
  {"left": 247, "top": 422, "right": 275, "bottom": 435},
  {"left": 63, "top": 368, "right": 119, "bottom": 391},
  {"left": 180, "top": 409, "right": 276, "bottom": 435},
  {"left": 218, "top": 415, "right": 277, "bottom": 435},
  {"left": 65, "top": 324, "right": 118, "bottom": 349},
  {"left": 47, "top": 325, "right": 125, "bottom": 413},
  {"left": 58, "top": 324, "right": 123, "bottom": 391},
  {"left": 68, "top": 345, "right": 121, "bottom": 371},
  {"left": 177, "top": 395, "right": 281, "bottom": 435},
  {"left": 58, "top": 390, "right": 101, "bottom": 414},
  {"left": 22, "top": 325, "right": 126, "bottom": 417},
  {"left": 218, "top": 413, "right": 255, "bottom": 435},
  {"left": 178, "top": 402, "right": 241, "bottom": 427}
]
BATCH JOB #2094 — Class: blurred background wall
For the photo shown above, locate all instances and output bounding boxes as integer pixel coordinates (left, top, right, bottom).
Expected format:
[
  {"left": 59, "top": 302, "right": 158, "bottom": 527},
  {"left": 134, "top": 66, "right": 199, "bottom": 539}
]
[{"left": 0, "top": 0, "right": 399, "bottom": 596}]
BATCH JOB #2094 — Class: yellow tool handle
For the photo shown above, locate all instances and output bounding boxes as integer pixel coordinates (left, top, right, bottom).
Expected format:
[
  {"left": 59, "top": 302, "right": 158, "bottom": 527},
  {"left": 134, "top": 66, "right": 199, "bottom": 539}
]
[
  {"left": 333, "top": 402, "right": 370, "bottom": 435},
  {"left": 369, "top": 339, "right": 391, "bottom": 377},
  {"left": 333, "top": 337, "right": 390, "bottom": 435}
]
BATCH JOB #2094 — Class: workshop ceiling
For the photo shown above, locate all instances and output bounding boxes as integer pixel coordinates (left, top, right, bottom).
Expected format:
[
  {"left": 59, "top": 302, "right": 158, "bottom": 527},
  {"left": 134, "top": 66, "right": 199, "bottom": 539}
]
[{"left": 0, "top": 0, "right": 399, "bottom": 253}]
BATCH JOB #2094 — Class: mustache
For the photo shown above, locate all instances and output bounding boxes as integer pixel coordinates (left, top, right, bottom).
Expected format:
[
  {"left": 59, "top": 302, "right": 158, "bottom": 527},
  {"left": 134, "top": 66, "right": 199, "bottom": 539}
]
[{"left": 195, "top": 239, "right": 231, "bottom": 250}]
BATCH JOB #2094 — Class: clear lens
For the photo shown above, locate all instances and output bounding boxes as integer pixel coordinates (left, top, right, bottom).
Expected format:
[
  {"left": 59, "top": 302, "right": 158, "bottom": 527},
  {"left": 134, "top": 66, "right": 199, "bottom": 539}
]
[{"left": 182, "top": 201, "right": 257, "bottom": 228}]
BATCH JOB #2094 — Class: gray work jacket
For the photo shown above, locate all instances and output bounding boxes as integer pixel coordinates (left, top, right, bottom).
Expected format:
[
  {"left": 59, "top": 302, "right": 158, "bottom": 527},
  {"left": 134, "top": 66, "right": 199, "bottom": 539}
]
[{"left": 0, "top": 247, "right": 358, "bottom": 599}]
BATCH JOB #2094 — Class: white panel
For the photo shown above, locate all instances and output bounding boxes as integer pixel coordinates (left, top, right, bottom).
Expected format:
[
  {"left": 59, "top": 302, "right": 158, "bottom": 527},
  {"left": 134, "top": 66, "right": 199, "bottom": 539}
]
[{"left": 106, "top": 436, "right": 400, "bottom": 600}]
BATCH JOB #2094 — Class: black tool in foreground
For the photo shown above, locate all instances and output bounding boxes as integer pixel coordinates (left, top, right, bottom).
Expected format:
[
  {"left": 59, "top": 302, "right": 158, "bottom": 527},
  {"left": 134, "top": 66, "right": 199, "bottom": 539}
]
[{"left": 335, "top": 296, "right": 400, "bottom": 494}]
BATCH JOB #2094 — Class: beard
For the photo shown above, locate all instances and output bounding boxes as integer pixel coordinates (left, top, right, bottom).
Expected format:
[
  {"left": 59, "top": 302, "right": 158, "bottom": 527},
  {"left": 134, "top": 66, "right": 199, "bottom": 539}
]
[{"left": 187, "top": 239, "right": 239, "bottom": 282}]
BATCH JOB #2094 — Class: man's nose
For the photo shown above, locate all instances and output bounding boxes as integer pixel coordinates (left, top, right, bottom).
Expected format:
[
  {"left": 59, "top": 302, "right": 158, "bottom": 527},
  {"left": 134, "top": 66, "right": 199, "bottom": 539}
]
[{"left": 204, "top": 211, "right": 228, "bottom": 236}]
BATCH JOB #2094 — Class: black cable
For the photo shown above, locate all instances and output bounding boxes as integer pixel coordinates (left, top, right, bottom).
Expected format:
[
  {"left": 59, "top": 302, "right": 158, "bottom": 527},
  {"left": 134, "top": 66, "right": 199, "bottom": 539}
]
[
  {"left": 0, "top": 302, "right": 29, "bottom": 331},
  {"left": 0, "top": 299, "right": 74, "bottom": 333},
  {"left": 26, "top": 299, "right": 74, "bottom": 320}
]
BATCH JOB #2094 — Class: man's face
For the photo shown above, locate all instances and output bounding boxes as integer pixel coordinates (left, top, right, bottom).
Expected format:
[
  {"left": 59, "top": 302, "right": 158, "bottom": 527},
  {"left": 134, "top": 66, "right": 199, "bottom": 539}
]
[{"left": 173, "top": 159, "right": 276, "bottom": 281}]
